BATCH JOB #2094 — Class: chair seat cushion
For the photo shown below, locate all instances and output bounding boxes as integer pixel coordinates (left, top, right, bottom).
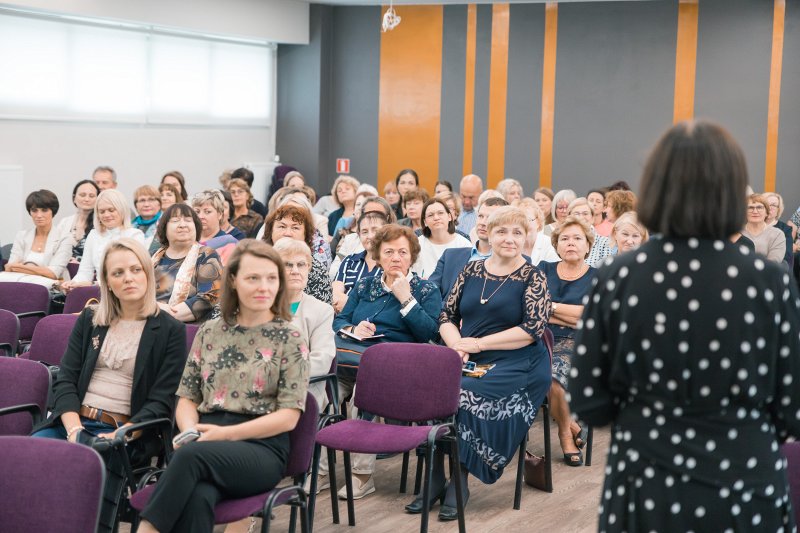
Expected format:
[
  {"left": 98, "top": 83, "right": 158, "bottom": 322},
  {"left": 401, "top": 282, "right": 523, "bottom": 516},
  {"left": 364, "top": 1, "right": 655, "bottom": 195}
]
[
  {"left": 130, "top": 483, "right": 297, "bottom": 524},
  {"left": 316, "top": 419, "right": 449, "bottom": 454}
]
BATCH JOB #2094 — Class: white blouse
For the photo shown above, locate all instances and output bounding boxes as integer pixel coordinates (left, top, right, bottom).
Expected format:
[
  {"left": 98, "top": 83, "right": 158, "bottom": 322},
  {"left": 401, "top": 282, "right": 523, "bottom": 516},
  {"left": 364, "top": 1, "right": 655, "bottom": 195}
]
[{"left": 72, "top": 227, "right": 145, "bottom": 283}]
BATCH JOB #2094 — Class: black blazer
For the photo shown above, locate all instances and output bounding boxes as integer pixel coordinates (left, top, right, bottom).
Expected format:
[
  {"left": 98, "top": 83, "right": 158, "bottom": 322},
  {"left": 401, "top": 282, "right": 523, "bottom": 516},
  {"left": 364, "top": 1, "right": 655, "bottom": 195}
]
[{"left": 34, "top": 307, "right": 187, "bottom": 432}]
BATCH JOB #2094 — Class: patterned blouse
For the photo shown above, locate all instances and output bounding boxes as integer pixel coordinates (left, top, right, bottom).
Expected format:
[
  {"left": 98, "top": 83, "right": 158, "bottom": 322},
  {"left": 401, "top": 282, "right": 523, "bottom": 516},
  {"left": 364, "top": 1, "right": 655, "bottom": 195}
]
[
  {"left": 232, "top": 210, "right": 264, "bottom": 239},
  {"left": 307, "top": 257, "right": 333, "bottom": 305},
  {"left": 153, "top": 245, "right": 223, "bottom": 323},
  {"left": 177, "top": 317, "right": 309, "bottom": 415}
]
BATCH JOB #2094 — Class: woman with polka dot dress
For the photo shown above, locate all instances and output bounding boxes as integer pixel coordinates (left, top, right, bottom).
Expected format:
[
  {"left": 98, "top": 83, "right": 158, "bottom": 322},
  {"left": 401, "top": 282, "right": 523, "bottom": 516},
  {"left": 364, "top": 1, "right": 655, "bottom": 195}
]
[{"left": 569, "top": 121, "right": 800, "bottom": 532}]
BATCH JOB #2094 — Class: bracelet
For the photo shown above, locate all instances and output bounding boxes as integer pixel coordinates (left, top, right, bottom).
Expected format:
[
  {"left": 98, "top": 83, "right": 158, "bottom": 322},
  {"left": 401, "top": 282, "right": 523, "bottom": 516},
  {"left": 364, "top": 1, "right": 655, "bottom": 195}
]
[
  {"left": 66, "top": 425, "right": 84, "bottom": 439},
  {"left": 400, "top": 296, "right": 415, "bottom": 308}
]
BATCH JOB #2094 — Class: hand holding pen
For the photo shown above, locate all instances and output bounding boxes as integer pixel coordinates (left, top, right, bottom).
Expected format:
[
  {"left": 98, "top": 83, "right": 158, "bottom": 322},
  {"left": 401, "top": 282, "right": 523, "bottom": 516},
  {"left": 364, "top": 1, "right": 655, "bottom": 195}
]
[{"left": 353, "top": 317, "right": 377, "bottom": 338}]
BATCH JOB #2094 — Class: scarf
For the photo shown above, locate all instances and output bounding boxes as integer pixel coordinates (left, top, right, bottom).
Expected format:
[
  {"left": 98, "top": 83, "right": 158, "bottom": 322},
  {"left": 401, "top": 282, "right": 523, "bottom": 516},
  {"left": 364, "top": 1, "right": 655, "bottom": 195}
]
[
  {"left": 133, "top": 211, "right": 162, "bottom": 228},
  {"left": 152, "top": 243, "right": 202, "bottom": 306}
]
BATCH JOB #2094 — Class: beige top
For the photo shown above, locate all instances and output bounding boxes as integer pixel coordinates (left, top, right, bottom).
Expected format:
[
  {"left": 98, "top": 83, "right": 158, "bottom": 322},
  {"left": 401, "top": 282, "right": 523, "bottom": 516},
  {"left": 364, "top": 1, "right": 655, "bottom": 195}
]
[{"left": 83, "top": 319, "right": 146, "bottom": 416}]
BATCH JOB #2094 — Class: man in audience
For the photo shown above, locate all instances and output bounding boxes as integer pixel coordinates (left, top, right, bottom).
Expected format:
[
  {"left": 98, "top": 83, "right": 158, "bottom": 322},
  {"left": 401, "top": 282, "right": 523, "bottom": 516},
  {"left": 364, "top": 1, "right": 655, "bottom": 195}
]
[
  {"left": 92, "top": 166, "right": 117, "bottom": 190},
  {"left": 230, "top": 167, "right": 268, "bottom": 218},
  {"left": 430, "top": 196, "right": 508, "bottom": 300},
  {"left": 457, "top": 174, "right": 483, "bottom": 235}
]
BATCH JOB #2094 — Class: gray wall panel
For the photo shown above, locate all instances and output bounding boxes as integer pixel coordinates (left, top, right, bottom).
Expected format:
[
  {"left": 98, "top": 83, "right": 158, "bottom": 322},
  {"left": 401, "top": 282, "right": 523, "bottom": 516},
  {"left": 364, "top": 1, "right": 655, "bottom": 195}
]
[
  {"left": 776, "top": 7, "right": 800, "bottom": 214},
  {"left": 552, "top": 1, "right": 676, "bottom": 195},
  {"left": 439, "top": 5, "right": 468, "bottom": 184},
  {"left": 505, "top": 3, "right": 545, "bottom": 194},
  {"left": 694, "top": 0, "right": 773, "bottom": 193},
  {"left": 470, "top": 4, "right": 493, "bottom": 180},
  {"left": 327, "top": 7, "right": 382, "bottom": 189}
]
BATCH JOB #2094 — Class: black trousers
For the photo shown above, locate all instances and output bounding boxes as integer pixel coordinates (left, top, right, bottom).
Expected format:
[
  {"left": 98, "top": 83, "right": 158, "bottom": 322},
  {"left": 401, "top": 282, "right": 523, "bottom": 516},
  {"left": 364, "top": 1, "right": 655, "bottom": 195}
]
[{"left": 140, "top": 411, "right": 290, "bottom": 533}]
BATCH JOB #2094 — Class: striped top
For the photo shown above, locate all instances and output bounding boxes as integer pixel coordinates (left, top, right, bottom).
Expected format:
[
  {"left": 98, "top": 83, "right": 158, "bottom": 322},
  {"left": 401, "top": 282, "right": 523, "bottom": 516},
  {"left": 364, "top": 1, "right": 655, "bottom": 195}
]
[{"left": 335, "top": 251, "right": 382, "bottom": 294}]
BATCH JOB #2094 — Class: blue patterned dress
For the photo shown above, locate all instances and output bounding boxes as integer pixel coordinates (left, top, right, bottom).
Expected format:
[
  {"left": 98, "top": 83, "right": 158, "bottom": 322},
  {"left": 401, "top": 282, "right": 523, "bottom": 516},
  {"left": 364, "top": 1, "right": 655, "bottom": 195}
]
[{"left": 440, "top": 260, "right": 552, "bottom": 484}]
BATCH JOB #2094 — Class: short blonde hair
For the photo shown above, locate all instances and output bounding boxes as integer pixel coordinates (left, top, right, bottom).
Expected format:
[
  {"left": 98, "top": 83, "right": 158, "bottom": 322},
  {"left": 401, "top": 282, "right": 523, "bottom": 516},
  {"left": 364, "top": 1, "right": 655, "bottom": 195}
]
[
  {"left": 134, "top": 185, "right": 161, "bottom": 208},
  {"left": 93, "top": 238, "right": 159, "bottom": 326},
  {"left": 477, "top": 189, "right": 503, "bottom": 207},
  {"left": 486, "top": 206, "right": 529, "bottom": 236},
  {"left": 95, "top": 189, "right": 132, "bottom": 233},
  {"left": 496, "top": 178, "right": 523, "bottom": 202},
  {"left": 228, "top": 178, "right": 254, "bottom": 209},
  {"left": 435, "top": 191, "right": 461, "bottom": 219},
  {"left": 551, "top": 215, "right": 595, "bottom": 258},
  {"left": 551, "top": 189, "right": 577, "bottom": 220},
  {"left": 191, "top": 190, "right": 226, "bottom": 216},
  {"left": 273, "top": 236, "right": 313, "bottom": 263},
  {"left": 283, "top": 171, "right": 305, "bottom": 189},
  {"left": 613, "top": 212, "right": 649, "bottom": 242},
  {"left": 331, "top": 175, "right": 360, "bottom": 206},
  {"left": 764, "top": 192, "right": 784, "bottom": 219}
]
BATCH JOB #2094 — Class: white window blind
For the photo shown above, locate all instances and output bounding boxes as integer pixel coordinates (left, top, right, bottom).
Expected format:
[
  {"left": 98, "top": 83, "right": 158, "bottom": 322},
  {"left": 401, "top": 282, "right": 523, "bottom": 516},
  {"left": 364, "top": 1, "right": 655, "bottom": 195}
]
[{"left": 0, "top": 12, "right": 274, "bottom": 125}]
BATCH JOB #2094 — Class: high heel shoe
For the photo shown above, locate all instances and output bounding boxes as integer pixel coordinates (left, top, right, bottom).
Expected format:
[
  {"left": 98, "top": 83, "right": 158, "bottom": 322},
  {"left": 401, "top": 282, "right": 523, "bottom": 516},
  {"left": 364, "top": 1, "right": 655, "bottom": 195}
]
[
  {"left": 563, "top": 451, "right": 583, "bottom": 467},
  {"left": 404, "top": 486, "right": 446, "bottom": 514},
  {"left": 573, "top": 425, "right": 588, "bottom": 450}
]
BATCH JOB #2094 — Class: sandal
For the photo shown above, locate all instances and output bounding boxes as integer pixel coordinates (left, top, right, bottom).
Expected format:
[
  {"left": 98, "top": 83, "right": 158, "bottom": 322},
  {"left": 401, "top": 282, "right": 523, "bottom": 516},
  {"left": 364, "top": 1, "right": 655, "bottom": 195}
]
[
  {"left": 563, "top": 451, "right": 583, "bottom": 467},
  {"left": 573, "top": 425, "right": 588, "bottom": 450}
]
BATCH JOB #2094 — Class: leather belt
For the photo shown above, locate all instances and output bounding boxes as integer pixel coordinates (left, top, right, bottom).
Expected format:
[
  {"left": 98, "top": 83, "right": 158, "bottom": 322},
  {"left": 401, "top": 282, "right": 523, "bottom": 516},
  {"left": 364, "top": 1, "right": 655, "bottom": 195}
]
[{"left": 79, "top": 405, "right": 130, "bottom": 427}]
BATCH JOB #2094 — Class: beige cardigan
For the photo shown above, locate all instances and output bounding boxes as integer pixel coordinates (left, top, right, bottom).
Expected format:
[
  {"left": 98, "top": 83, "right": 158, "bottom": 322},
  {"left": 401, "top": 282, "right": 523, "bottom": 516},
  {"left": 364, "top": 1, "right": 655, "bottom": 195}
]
[{"left": 292, "top": 293, "right": 336, "bottom": 408}]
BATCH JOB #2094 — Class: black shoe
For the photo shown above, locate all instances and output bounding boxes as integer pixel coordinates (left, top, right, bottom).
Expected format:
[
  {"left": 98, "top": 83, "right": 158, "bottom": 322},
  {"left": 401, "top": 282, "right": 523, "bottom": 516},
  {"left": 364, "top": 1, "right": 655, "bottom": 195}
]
[
  {"left": 405, "top": 487, "right": 445, "bottom": 514},
  {"left": 438, "top": 487, "right": 469, "bottom": 521},
  {"left": 563, "top": 451, "right": 583, "bottom": 467}
]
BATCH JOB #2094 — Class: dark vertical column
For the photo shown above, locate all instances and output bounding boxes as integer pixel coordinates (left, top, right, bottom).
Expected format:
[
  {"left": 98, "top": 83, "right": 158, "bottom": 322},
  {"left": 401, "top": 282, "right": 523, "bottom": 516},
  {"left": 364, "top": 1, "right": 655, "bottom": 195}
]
[{"left": 439, "top": 5, "right": 468, "bottom": 184}]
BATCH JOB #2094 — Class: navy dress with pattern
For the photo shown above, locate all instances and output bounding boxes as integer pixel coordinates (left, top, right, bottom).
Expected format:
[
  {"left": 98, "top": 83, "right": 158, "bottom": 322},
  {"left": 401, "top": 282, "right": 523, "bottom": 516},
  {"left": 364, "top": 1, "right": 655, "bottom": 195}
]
[{"left": 440, "top": 260, "right": 552, "bottom": 484}]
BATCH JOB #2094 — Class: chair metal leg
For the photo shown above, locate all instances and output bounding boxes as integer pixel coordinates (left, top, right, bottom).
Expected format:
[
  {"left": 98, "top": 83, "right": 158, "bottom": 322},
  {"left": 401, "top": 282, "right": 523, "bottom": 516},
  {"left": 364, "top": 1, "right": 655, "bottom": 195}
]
[
  {"left": 289, "top": 504, "right": 297, "bottom": 533},
  {"left": 543, "top": 402, "right": 553, "bottom": 492},
  {"left": 419, "top": 443, "right": 435, "bottom": 533},
  {"left": 514, "top": 430, "right": 528, "bottom": 509},
  {"left": 400, "top": 451, "right": 409, "bottom": 493},
  {"left": 342, "top": 451, "right": 356, "bottom": 526},
  {"left": 449, "top": 436, "right": 467, "bottom": 533},
  {"left": 326, "top": 448, "right": 340, "bottom": 525},
  {"left": 585, "top": 426, "right": 594, "bottom": 466},
  {"left": 308, "top": 444, "right": 321, "bottom": 533},
  {"left": 413, "top": 451, "right": 424, "bottom": 495}
]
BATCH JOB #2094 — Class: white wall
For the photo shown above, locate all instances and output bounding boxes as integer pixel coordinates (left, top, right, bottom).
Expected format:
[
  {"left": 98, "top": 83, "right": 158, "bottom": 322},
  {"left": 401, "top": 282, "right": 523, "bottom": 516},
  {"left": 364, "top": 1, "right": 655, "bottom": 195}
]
[
  {"left": 2, "top": 0, "right": 310, "bottom": 43},
  {"left": 0, "top": 120, "right": 274, "bottom": 239}
]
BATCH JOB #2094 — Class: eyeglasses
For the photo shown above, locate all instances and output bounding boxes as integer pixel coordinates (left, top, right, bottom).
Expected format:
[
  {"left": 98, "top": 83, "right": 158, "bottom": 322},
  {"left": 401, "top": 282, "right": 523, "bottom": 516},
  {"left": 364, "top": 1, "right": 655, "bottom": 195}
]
[
  {"left": 747, "top": 205, "right": 766, "bottom": 211},
  {"left": 571, "top": 210, "right": 592, "bottom": 217},
  {"left": 284, "top": 261, "right": 309, "bottom": 271},
  {"left": 137, "top": 197, "right": 159, "bottom": 204},
  {"left": 230, "top": 189, "right": 247, "bottom": 196}
]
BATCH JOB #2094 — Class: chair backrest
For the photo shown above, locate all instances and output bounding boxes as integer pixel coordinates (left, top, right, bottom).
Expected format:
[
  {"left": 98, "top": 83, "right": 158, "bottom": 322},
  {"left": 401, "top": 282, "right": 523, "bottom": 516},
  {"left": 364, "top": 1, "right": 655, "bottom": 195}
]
[
  {"left": 22, "top": 314, "right": 78, "bottom": 366},
  {"left": 66, "top": 262, "right": 79, "bottom": 280},
  {"left": 283, "top": 392, "right": 320, "bottom": 477},
  {"left": 0, "top": 358, "right": 50, "bottom": 435},
  {"left": 783, "top": 442, "right": 800, "bottom": 528},
  {"left": 0, "top": 436, "right": 105, "bottom": 533},
  {"left": 0, "top": 308, "right": 20, "bottom": 356},
  {"left": 63, "top": 285, "right": 101, "bottom": 314},
  {"left": 185, "top": 324, "right": 200, "bottom": 357},
  {"left": 543, "top": 328, "right": 554, "bottom": 363},
  {"left": 354, "top": 343, "right": 462, "bottom": 423},
  {"left": 0, "top": 282, "right": 50, "bottom": 342}
]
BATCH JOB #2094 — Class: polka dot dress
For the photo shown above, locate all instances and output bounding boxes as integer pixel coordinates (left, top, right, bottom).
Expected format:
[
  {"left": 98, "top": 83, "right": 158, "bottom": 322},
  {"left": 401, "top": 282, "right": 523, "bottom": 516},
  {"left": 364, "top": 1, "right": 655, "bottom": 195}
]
[{"left": 569, "top": 238, "right": 800, "bottom": 532}]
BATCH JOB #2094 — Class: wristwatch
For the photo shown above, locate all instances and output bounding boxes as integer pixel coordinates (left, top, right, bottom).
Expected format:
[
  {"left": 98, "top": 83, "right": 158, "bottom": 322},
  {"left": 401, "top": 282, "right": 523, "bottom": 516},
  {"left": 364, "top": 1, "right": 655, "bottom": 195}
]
[{"left": 552, "top": 302, "right": 559, "bottom": 313}]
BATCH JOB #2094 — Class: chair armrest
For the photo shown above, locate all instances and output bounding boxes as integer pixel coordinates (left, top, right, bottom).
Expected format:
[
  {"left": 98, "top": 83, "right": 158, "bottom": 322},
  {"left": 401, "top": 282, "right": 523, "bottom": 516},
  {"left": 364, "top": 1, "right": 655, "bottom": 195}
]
[
  {"left": 15, "top": 310, "right": 47, "bottom": 320},
  {"left": 309, "top": 372, "right": 340, "bottom": 415},
  {"left": 0, "top": 403, "right": 42, "bottom": 424},
  {"left": 0, "top": 343, "right": 13, "bottom": 357}
]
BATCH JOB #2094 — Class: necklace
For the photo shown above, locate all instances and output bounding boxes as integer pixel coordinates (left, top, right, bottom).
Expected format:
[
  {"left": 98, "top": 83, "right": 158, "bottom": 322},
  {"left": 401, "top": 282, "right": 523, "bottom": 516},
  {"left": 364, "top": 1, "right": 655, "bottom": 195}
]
[
  {"left": 557, "top": 262, "right": 589, "bottom": 281},
  {"left": 480, "top": 269, "right": 513, "bottom": 305}
]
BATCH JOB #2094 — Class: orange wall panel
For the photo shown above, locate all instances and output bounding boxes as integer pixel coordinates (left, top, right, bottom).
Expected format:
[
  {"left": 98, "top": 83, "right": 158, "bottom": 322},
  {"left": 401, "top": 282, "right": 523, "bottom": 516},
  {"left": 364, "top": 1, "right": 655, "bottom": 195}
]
[
  {"left": 764, "top": 0, "right": 786, "bottom": 192},
  {"left": 486, "top": 4, "right": 510, "bottom": 188},
  {"left": 673, "top": 0, "right": 699, "bottom": 123},
  {"left": 377, "top": 6, "right": 444, "bottom": 193},
  {"left": 462, "top": 4, "right": 478, "bottom": 178},
  {"left": 538, "top": 2, "right": 558, "bottom": 189}
]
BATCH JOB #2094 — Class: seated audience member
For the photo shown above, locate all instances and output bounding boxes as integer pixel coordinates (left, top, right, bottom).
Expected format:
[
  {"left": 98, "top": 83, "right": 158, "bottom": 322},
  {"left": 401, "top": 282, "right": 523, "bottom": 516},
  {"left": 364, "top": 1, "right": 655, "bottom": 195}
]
[
  {"left": 421, "top": 206, "right": 552, "bottom": 519},
  {"left": 274, "top": 237, "right": 334, "bottom": 406},
  {"left": 228, "top": 178, "right": 264, "bottom": 238},
  {"left": 496, "top": 178, "right": 523, "bottom": 204},
  {"left": 61, "top": 189, "right": 145, "bottom": 290},
  {"left": 393, "top": 168, "right": 420, "bottom": 219},
  {"left": 135, "top": 240, "right": 308, "bottom": 533},
  {"left": 544, "top": 189, "right": 576, "bottom": 236},
  {"left": 537, "top": 216, "right": 596, "bottom": 467},
  {"left": 397, "top": 189, "right": 429, "bottom": 232},
  {"left": 329, "top": 224, "right": 441, "bottom": 499},
  {"left": 434, "top": 180, "right": 453, "bottom": 196},
  {"left": 429, "top": 197, "right": 509, "bottom": 300},
  {"left": 191, "top": 190, "right": 239, "bottom": 264},
  {"left": 92, "top": 166, "right": 117, "bottom": 191},
  {"left": 608, "top": 212, "right": 648, "bottom": 256},
  {"left": 271, "top": 192, "right": 331, "bottom": 266},
  {"left": 413, "top": 198, "right": 471, "bottom": 279},
  {"left": 330, "top": 191, "right": 372, "bottom": 256},
  {"left": 132, "top": 185, "right": 163, "bottom": 247},
  {"left": 263, "top": 204, "right": 333, "bottom": 305},
  {"left": 57, "top": 180, "right": 100, "bottom": 265},
  {"left": 0, "top": 189, "right": 72, "bottom": 288},
  {"left": 218, "top": 169, "right": 233, "bottom": 190},
  {"left": 587, "top": 188, "right": 612, "bottom": 237},
  {"left": 328, "top": 196, "right": 397, "bottom": 276},
  {"left": 327, "top": 175, "right": 360, "bottom": 236},
  {"left": 274, "top": 186, "right": 329, "bottom": 239},
  {"left": 534, "top": 187, "right": 555, "bottom": 225},
  {"left": 32, "top": 239, "right": 186, "bottom": 529},
  {"left": 742, "top": 193, "right": 786, "bottom": 264},
  {"left": 313, "top": 194, "right": 338, "bottom": 218},
  {"left": 159, "top": 182, "right": 181, "bottom": 212},
  {"left": 603, "top": 189, "right": 636, "bottom": 226},
  {"left": 436, "top": 191, "right": 470, "bottom": 240},
  {"left": 456, "top": 174, "right": 483, "bottom": 236},
  {"left": 517, "top": 198, "right": 559, "bottom": 264},
  {"left": 230, "top": 167, "right": 267, "bottom": 218},
  {"left": 568, "top": 197, "right": 612, "bottom": 267},
  {"left": 161, "top": 171, "right": 189, "bottom": 202},
  {"left": 332, "top": 211, "right": 387, "bottom": 312},
  {"left": 283, "top": 170, "right": 306, "bottom": 190},
  {"left": 152, "top": 204, "right": 223, "bottom": 324},
  {"left": 765, "top": 192, "right": 793, "bottom": 265},
  {"left": 383, "top": 180, "right": 400, "bottom": 211},
  {"left": 219, "top": 190, "right": 246, "bottom": 241},
  {"left": 265, "top": 164, "right": 298, "bottom": 209}
]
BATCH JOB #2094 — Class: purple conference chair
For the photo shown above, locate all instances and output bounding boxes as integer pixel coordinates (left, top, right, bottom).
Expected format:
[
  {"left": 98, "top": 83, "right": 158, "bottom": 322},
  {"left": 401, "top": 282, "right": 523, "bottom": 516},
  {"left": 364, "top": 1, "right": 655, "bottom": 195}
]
[
  {"left": 0, "top": 281, "right": 50, "bottom": 346},
  {"left": 783, "top": 442, "right": 800, "bottom": 528},
  {"left": 63, "top": 284, "right": 101, "bottom": 314},
  {"left": 185, "top": 323, "right": 199, "bottom": 357},
  {"left": 129, "top": 392, "right": 319, "bottom": 533},
  {"left": 20, "top": 313, "right": 78, "bottom": 367},
  {"left": 0, "top": 436, "right": 105, "bottom": 533},
  {"left": 0, "top": 357, "right": 50, "bottom": 435},
  {"left": 0, "top": 308, "right": 20, "bottom": 357},
  {"left": 66, "top": 262, "right": 79, "bottom": 280},
  {"left": 313, "top": 343, "right": 466, "bottom": 533}
]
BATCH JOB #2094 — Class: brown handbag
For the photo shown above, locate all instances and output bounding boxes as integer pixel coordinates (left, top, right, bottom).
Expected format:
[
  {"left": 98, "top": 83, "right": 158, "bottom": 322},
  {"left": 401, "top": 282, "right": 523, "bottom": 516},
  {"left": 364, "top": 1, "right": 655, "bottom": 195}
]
[{"left": 524, "top": 451, "right": 548, "bottom": 491}]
